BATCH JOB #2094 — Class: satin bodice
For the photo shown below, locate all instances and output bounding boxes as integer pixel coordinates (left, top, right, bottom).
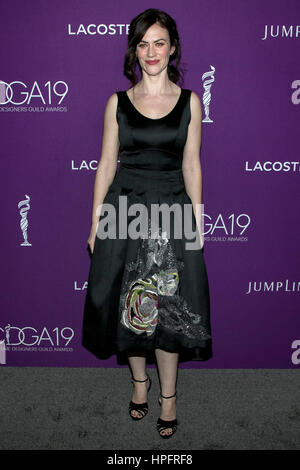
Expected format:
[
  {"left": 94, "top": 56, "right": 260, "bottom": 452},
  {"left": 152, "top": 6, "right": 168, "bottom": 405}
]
[{"left": 116, "top": 89, "right": 192, "bottom": 171}]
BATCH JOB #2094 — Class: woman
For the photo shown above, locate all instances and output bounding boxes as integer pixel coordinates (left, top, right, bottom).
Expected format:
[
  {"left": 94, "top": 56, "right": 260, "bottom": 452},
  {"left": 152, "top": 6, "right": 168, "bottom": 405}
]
[{"left": 82, "top": 8, "right": 213, "bottom": 439}]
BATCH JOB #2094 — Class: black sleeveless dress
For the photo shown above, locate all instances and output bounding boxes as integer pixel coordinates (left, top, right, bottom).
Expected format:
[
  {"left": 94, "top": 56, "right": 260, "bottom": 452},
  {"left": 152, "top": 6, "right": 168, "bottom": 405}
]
[{"left": 82, "top": 88, "right": 213, "bottom": 362}]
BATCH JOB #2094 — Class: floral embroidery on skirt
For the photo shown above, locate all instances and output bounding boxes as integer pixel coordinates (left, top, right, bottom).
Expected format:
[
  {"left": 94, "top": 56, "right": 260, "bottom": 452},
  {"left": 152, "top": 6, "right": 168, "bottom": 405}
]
[
  {"left": 120, "top": 225, "right": 181, "bottom": 336},
  {"left": 119, "top": 221, "right": 208, "bottom": 342}
]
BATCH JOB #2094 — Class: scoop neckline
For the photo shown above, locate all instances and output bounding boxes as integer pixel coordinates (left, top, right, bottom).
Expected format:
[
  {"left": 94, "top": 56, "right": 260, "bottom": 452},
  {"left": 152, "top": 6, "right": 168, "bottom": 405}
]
[{"left": 124, "top": 88, "right": 184, "bottom": 121}]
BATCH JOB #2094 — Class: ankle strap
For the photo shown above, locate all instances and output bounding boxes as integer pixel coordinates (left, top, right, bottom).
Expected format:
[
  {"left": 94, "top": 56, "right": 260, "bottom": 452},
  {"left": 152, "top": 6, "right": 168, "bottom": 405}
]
[
  {"left": 132, "top": 374, "right": 149, "bottom": 383},
  {"left": 160, "top": 391, "right": 177, "bottom": 399}
]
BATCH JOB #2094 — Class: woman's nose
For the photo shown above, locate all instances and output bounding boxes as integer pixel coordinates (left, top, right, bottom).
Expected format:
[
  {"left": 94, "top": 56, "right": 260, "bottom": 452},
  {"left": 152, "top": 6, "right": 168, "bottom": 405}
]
[{"left": 147, "top": 45, "right": 155, "bottom": 56}]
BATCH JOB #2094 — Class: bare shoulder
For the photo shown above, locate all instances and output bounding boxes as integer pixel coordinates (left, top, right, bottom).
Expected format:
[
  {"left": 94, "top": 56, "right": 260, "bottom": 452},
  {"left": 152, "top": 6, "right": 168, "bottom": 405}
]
[
  {"left": 189, "top": 90, "right": 202, "bottom": 120},
  {"left": 101, "top": 93, "right": 120, "bottom": 158},
  {"left": 105, "top": 92, "right": 118, "bottom": 110},
  {"left": 103, "top": 92, "right": 118, "bottom": 123}
]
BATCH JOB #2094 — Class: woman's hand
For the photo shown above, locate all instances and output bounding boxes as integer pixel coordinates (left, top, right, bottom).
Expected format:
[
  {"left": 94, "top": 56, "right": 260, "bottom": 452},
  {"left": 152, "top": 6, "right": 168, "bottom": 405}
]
[
  {"left": 87, "top": 223, "right": 98, "bottom": 254},
  {"left": 199, "top": 231, "right": 204, "bottom": 250},
  {"left": 192, "top": 202, "right": 204, "bottom": 250},
  {"left": 196, "top": 221, "right": 204, "bottom": 250}
]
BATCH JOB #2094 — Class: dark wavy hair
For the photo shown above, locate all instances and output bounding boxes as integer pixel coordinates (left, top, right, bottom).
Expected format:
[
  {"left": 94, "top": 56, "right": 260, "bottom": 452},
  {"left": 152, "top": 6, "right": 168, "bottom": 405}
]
[{"left": 124, "top": 8, "right": 185, "bottom": 87}]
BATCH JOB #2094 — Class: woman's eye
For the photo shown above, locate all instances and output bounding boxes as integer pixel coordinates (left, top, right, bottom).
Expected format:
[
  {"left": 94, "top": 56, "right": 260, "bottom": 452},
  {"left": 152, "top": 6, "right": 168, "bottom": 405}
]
[{"left": 138, "top": 43, "right": 165, "bottom": 48}]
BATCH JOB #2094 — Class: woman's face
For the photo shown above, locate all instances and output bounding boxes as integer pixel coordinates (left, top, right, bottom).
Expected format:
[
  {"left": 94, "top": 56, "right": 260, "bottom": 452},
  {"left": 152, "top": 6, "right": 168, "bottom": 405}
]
[{"left": 136, "top": 23, "right": 175, "bottom": 76}]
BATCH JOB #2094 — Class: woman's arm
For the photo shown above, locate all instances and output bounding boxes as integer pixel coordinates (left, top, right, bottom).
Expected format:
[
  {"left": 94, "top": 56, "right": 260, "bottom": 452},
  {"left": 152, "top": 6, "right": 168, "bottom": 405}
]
[
  {"left": 182, "top": 91, "right": 204, "bottom": 247},
  {"left": 91, "top": 93, "right": 120, "bottom": 228}
]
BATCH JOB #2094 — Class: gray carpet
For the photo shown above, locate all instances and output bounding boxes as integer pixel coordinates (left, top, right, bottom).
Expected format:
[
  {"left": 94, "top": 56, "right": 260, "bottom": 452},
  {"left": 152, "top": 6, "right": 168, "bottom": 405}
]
[{"left": 0, "top": 367, "right": 299, "bottom": 450}]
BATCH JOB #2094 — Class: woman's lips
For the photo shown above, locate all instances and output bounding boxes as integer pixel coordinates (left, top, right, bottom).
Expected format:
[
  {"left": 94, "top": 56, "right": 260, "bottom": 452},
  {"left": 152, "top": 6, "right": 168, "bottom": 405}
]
[{"left": 146, "top": 60, "right": 159, "bottom": 65}]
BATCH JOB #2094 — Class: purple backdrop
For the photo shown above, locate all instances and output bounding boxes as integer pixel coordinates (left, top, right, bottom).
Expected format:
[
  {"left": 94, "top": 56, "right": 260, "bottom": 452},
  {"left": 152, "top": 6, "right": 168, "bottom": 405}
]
[{"left": 1, "top": 0, "right": 299, "bottom": 368}]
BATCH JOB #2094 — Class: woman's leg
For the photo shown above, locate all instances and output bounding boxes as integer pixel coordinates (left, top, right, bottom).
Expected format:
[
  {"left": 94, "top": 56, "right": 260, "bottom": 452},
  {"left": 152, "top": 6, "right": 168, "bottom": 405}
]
[
  {"left": 155, "top": 348, "right": 179, "bottom": 436},
  {"left": 127, "top": 350, "right": 148, "bottom": 418}
]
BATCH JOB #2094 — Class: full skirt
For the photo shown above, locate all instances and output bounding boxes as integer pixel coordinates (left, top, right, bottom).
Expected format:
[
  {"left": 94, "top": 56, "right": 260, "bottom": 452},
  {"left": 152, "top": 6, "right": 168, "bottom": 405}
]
[{"left": 82, "top": 166, "right": 213, "bottom": 362}]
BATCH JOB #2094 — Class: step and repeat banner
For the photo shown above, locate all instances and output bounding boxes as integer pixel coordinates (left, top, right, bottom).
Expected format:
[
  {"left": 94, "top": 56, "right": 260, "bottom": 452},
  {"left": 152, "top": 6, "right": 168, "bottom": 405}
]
[{"left": 1, "top": 0, "right": 299, "bottom": 368}]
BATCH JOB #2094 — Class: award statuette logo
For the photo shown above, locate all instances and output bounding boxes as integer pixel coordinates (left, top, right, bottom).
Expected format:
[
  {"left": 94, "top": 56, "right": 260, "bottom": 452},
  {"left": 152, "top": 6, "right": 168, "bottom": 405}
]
[
  {"left": 18, "top": 195, "right": 32, "bottom": 246},
  {"left": 202, "top": 65, "right": 216, "bottom": 123}
]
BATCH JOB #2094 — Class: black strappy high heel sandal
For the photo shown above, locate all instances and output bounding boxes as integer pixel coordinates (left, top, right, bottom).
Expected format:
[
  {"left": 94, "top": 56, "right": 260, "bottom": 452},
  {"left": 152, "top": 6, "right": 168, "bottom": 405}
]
[
  {"left": 156, "top": 391, "right": 178, "bottom": 438},
  {"left": 128, "top": 373, "right": 152, "bottom": 420}
]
